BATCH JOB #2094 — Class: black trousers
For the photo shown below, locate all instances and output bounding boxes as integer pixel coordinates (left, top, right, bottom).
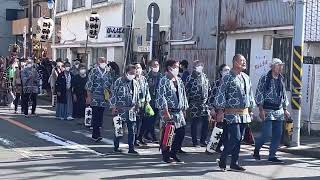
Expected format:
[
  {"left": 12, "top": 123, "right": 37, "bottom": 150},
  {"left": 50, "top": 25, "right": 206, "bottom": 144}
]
[
  {"left": 23, "top": 93, "right": 37, "bottom": 115},
  {"left": 14, "top": 93, "right": 22, "bottom": 112},
  {"left": 92, "top": 106, "right": 105, "bottom": 139},
  {"left": 162, "top": 126, "right": 185, "bottom": 159},
  {"left": 137, "top": 110, "right": 148, "bottom": 142}
]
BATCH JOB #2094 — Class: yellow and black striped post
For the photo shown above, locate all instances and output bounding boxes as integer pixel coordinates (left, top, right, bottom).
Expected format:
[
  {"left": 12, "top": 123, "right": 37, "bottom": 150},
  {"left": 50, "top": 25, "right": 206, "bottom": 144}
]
[
  {"left": 291, "top": 46, "right": 303, "bottom": 110},
  {"left": 291, "top": 0, "right": 306, "bottom": 147}
]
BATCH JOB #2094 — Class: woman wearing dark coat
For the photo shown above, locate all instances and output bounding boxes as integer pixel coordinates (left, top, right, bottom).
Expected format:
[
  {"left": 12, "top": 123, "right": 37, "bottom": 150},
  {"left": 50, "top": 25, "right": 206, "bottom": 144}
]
[
  {"left": 55, "top": 62, "right": 73, "bottom": 120},
  {"left": 72, "top": 64, "right": 88, "bottom": 119}
]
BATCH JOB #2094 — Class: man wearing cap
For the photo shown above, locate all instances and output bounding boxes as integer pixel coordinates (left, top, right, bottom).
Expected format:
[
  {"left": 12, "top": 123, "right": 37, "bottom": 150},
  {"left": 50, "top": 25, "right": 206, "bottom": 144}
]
[{"left": 253, "top": 58, "right": 290, "bottom": 163}]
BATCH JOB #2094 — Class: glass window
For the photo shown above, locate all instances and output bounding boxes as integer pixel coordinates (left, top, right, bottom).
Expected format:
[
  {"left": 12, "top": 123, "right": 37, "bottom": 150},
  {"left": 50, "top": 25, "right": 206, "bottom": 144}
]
[
  {"left": 91, "top": 48, "right": 107, "bottom": 64},
  {"left": 57, "top": 0, "right": 68, "bottom": 13},
  {"left": 56, "top": 49, "right": 67, "bottom": 60},
  {"left": 73, "top": 0, "right": 86, "bottom": 9},
  {"left": 92, "top": 0, "right": 108, "bottom": 5}
]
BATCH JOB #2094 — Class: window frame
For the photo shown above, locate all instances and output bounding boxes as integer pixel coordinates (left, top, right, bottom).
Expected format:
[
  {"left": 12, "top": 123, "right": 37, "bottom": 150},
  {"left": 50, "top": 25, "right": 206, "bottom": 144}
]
[
  {"left": 92, "top": 0, "right": 108, "bottom": 5},
  {"left": 72, "top": 0, "right": 86, "bottom": 10},
  {"left": 57, "top": 0, "right": 68, "bottom": 13}
]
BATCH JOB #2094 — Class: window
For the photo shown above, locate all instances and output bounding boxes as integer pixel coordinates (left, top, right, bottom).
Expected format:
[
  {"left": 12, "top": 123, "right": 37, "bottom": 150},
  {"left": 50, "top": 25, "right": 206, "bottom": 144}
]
[
  {"left": 273, "top": 38, "right": 293, "bottom": 89},
  {"left": 56, "top": 49, "right": 67, "bottom": 60},
  {"left": 92, "top": 0, "right": 108, "bottom": 4},
  {"left": 235, "top": 39, "right": 251, "bottom": 75},
  {"left": 92, "top": 48, "right": 107, "bottom": 64},
  {"left": 57, "top": 0, "right": 68, "bottom": 12},
  {"left": 33, "top": 5, "right": 41, "bottom": 18},
  {"left": 73, "top": 0, "right": 85, "bottom": 9}
]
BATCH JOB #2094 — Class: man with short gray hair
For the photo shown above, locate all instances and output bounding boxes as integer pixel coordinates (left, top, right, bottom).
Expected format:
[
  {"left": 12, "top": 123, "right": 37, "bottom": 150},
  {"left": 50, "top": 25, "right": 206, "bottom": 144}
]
[{"left": 253, "top": 58, "right": 290, "bottom": 164}]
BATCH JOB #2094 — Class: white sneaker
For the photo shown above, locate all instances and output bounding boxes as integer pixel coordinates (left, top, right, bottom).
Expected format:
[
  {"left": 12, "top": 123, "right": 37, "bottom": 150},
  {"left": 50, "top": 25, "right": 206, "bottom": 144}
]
[{"left": 67, "top": 116, "right": 74, "bottom": 120}]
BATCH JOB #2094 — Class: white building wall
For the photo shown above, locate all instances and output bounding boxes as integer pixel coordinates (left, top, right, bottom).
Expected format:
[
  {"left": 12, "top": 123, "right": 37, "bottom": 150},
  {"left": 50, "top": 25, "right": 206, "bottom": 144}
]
[{"left": 60, "top": 4, "right": 123, "bottom": 44}]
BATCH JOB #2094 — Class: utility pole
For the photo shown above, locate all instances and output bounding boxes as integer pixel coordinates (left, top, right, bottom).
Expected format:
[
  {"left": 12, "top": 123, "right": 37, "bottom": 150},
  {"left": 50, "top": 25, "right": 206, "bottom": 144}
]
[
  {"left": 291, "top": 0, "right": 306, "bottom": 147},
  {"left": 215, "top": 0, "right": 222, "bottom": 80},
  {"left": 28, "top": 0, "right": 34, "bottom": 58},
  {"left": 149, "top": 5, "right": 154, "bottom": 61}
]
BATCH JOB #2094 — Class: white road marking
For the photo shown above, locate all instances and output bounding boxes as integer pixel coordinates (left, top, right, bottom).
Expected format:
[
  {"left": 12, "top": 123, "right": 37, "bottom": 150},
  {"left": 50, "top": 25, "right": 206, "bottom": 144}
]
[{"left": 35, "top": 132, "right": 104, "bottom": 156}]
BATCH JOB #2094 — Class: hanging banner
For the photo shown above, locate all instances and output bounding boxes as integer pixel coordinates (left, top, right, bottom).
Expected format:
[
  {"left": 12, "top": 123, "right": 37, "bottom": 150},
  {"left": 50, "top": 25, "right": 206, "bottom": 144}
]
[{"left": 85, "top": 12, "right": 101, "bottom": 38}]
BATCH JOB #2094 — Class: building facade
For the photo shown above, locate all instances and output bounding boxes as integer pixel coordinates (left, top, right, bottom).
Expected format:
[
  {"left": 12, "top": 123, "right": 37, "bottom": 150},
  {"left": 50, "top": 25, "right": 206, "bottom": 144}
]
[
  {"left": 0, "top": 0, "right": 23, "bottom": 57},
  {"left": 221, "top": 0, "right": 320, "bottom": 130},
  {"left": 53, "top": 0, "right": 125, "bottom": 70}
]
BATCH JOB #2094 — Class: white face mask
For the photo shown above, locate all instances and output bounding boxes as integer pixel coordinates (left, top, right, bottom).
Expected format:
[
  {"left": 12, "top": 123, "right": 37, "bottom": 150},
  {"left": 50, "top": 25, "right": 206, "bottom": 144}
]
[
  {"left": 65, "top": 67, "right": 71, "bottom": 71},
  {"left": 80, "top": 69, "right": 86, "bottom": 74},
  {"left": 27, "top": 64, "right": 32, "bottom": 68},
  {"left": 152, "top": 67, "right": 159, "bottom": 73},
  {"left": 170, "top": 67, "right": 179, "bottom": 77},
  {"left": 195, "top": 66, "right": 204, "bottom": 73},
  {"left": 75, "top": 64, "right": 79, "bottom": 69},
  {"left": 99, "top": 63, "right": 107, "bottom": 69},
  {"left": 127, "top": 74, "right": 135, "bottom": 81},
  {"left": 136, "top": 68, "right": 142, "bottom": 75},
  {"left": 106, "top": 66, "right": 111, "bottom": 72}
]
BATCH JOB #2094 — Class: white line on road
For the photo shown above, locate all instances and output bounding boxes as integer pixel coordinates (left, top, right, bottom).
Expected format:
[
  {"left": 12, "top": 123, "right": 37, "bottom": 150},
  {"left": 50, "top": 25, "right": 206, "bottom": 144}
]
[{"left": 35, "top": 132, "right": 104, "bottom": 156}]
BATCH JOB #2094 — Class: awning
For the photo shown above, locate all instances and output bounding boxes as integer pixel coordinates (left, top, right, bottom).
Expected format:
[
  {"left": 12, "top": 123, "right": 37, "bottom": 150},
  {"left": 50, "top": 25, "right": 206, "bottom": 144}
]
[{"left": 51, "top": 41, "right": 124, "bottom": 49}]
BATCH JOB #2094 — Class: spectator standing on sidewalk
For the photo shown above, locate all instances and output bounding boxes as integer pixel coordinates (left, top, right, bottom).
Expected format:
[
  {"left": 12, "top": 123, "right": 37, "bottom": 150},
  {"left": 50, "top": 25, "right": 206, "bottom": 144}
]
[
  {"left": 55, "top": 62, "right": 74, "bottom": 120},
  {"left": 72, "top": 64, "right": 88, "bottom": 120},
  {"left": 253, "top": 58, "right": 290, "bottom": 164},
  {"left": 185, "top": 60, "right": 211, "bottom": 147},
  {"left": 21, "top": 59, "right": 40, "bottom": 118},
  {"left": 85, "top": 57, "right": 113, "bottom": 142},
  {"left": 156, "top": 60, "right": 189, "bottom": 163},
  {"left": 110, "top": 64, "right": 140, "bottom": 154},
  {"left": 214, "top": 54, "right": 255, "bottom": 172}
]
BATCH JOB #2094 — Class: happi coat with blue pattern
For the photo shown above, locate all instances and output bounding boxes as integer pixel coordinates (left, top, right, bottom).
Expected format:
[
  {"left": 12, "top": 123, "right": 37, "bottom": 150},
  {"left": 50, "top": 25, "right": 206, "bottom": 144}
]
[
  {"left": 255, "top": 71, "right": 289, "bottom": 121},
  {"left": 85, "top": 67, "right": 113, "bottom": 107},
  {"left": 110, "top": 77, "right": 140, "bottom": 122},
  {"left": 185, "top": 71, "right": 210, "bottom": 118},
  {"left": 214, "top": 71, "right": 255, "bottom": 124},
  {"left": 156, "top": 73, "right": 189, "bottom": 129}
]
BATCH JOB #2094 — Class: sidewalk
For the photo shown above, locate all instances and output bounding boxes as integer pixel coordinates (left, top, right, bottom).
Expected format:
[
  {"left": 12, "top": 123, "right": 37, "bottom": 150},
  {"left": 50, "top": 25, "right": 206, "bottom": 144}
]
[{"left": 279, "top": 136, "right": 320, "bottom": 159}]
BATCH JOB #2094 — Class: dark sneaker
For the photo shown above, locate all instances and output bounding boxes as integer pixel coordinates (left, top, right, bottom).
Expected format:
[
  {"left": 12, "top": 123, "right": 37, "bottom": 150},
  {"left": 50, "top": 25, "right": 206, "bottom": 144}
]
[
  {"left": 215, "top": 148, "right": 222, "bottom": 153},
  {"left": 134, "top": 142, "right": 140, "bottom": 147},
  {"left": 113, "top": 149, "right": 123, "bottom": 153},
  {"left": 253, "top": 150, "right": 261, "bottom": 160},
  {"left": 128, "top": 150, "right": 139, "bottom": 154},
  {"left": 230, "top": 164, "right": 246, "bottom": 172},
  {"left": 139, "top": 140, "right": 147, "bottom": 145},
  {"left": 92, "top": 137, "right": 102, "bottom": 142},
  {"left": 162, "top": 158, "right": 174, "bottom": 164},
  {"left": 216, "top": 159, "right": 226, "bottom": 172},
  {"left": 268, "top": 157, "right": 284, "bottom": 164},
  {"left": 178, "top": 149, "right": 187, "bottom": 154},
  {"left": 171, "top": 155, "right": 184, "bottom": 164}
]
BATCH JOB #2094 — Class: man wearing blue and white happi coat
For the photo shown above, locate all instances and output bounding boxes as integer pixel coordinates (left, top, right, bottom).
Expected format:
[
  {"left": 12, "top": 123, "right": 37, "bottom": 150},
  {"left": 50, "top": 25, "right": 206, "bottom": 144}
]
[
  {"left": 86, "top": 57, "right": 113, "bottom": 142},
  {"left": 185, "top": 60, "right": 210, "bottom": 147},
  {"left": 214, "top": 54, "right": 255, "bottom": 172},
  {"left": 253, "top": 58, "right": 290, "bottom": 164},
  {"left": 156, "top": 59, "right": 189, "bottom": 164},
  {"left": 110, "top": 64, "right": 140, "bottom": 154}
]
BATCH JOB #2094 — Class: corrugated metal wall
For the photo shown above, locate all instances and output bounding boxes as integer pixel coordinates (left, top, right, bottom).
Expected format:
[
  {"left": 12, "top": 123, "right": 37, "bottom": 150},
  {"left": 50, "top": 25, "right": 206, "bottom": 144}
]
[
  {"left": 169, "top": 0, "right": 219, "bottom": 81},
  {"left": 221, "top": 0, "right": 294, "bottom": 31}
]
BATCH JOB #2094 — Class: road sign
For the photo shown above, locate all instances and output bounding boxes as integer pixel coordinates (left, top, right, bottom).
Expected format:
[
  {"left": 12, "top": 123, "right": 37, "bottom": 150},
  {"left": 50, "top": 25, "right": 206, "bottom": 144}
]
[
  {"left": 147, "top": 3, "right": 160, "bottom": 23},
  {"left": 48, "top": 0, "right": 54, "bottom": 10},
  {"left": 146, "top": 23, "right": 159, "bottom": 41},
  {"left": 106, "top": 26, "right": 125, "bottom": 39},
  {"left": 137, "top": 46, "right": 150, "bottom": 52}
]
